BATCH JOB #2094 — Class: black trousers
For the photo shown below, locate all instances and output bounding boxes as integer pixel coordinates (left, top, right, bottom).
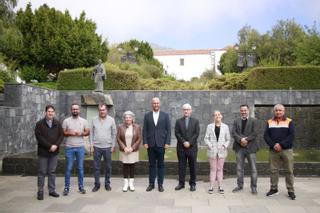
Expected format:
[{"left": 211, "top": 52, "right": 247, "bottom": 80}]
[
  {"left": 123, "top": 163, "right": 135, "bottom": 178},
  {"left": 177, "top": 149, "right": 197, "bottom": 186}
]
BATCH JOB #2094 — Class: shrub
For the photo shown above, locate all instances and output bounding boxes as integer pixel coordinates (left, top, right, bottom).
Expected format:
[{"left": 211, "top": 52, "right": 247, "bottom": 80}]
[
  {"left": 57, "top": 63, "right": 139, "bottom": 90},
  {"left": 19, "top": 65, "right": 47, "bottom": 83},
  {"left": 246, "top": 66, "right": 320, "bottom": 89},
  {"left": 0, "top": 78, "right": 4, "bottom": 92},
  {"left": 208, "top": 71, "right": 249, "bottom": 90},
  {"left": 142, "top": 64, "right": 163, "bottom": 79}
]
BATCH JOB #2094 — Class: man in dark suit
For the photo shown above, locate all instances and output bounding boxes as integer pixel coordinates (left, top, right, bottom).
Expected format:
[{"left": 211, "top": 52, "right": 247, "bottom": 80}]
[
  {"left": 174, "top": 103, "right": 200, "bottom": 191},
  {"left": 232, "top": 104, "right": 259, "bottom": 194},
  {"left": 143, "top": 97, "right": 171, "bottom": 192}
]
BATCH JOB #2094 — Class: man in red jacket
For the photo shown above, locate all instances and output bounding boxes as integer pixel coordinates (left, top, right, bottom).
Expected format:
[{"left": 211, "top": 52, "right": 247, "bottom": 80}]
[{"left": 35, "top": 105, "right": 64, "bottom": 200}]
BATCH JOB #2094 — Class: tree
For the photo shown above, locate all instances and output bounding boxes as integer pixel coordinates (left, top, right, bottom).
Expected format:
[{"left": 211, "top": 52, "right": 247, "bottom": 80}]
[
  {"left": 117, "top": 39, "right": 164, "bottom": 76},
  {"left": 295, "top": 22, "right": 320, "bottom": 65},
  {"left": 218, "top": 47, "right": 238, "bottom": 74},
  {"left": 15, "top": 3, "right": 108, "bottom": 75},
  {"left": 0, "top": 0, "right": 17, "bottom": 25},
  {"left": 268, "top": 19, "right": 305, "bottom": 65}
]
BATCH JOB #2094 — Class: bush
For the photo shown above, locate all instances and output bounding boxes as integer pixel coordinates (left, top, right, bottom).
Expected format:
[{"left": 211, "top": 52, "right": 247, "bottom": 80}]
[
  {"left": 142, "top": 64, "right": 163, "bottom": 79},
  {"left": 57, "top": 63, "right": 139, "bottom": 90},
  {"left": 0, "top": 78, "right": 4, "bottom": 92},
  {"left": 246, "top": 66, "right": 320, "bottom": 89},
  {"left": 19, "top": 65, "right": 47, "bottom": 83},
  {"left": 139, "top": 78, "right": 190, "bottom": 90},
  {"left": 208, "top": 72, "right": 249, "bottom": 89}
]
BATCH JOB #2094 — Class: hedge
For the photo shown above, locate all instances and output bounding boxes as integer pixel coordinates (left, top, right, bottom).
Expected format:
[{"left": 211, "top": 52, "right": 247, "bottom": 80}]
[
  {"left": 0, "top": 78, "right": 4, "bottom": 92},
  {"left": 57, "top": 63, "right": 139, "bottom": 90},
  {"left": 246, "top": 66, "right": 320, "bottom": 89}
]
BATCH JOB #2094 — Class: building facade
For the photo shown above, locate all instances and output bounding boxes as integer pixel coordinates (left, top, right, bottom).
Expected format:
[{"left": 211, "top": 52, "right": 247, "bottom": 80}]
[{"left": 154, "top": 49, "right": 226, "bottom": 81}]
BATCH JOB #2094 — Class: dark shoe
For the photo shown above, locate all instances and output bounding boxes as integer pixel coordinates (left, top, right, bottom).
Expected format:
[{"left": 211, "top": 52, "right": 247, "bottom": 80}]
[
  {"left": 63, "top": 188, "right": 69, "bottom": 196},
  {"left": 266, "top": 189, "right": 279, "bottom": 197},
  {"left": 37, "top": 192, "right": 44, "bottom": 200},
  {"left": 232, "top": 186, "right": 243, "bottom": 193},
  {"left": 105, "top": 185, "right": 112, "bottom": 191},
  {"left": 288, "top": 192, "right": 296, "bottom": 200},
  {"left": 79, "top": 188, "right": 86, "bottom": 194},
  {"left": 146, "top": 184, "right": 155, "bottom": 192},
  {"left": 251, "top": 187, "right": 258, "bottom": 195},
  {"left": 175, "top": 184, "right": 185, "bottom": 191},
  {"left": 190, "top": 185, "right": 196, "bottom": 192},
  {"left": 92, "top": 185, "right": 100, "bottom": 192},
  {"left": 158, "top": 185, "right": 164, "bottom": 192},
  {"left": 49, "top": 191, "right": 60, "bottom": 198}
]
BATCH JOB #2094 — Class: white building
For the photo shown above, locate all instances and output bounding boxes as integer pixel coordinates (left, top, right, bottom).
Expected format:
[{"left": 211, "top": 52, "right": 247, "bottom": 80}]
[{"left": 154, "top": 48, "right": 226, "bottom": 81}]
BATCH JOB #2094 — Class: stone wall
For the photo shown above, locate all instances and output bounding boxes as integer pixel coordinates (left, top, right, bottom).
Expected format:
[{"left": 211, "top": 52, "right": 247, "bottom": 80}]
[
  {"left": 0, "top": 84, "right": 59, "bottom": 158},
  {"left": 1, "top": 84, "right": 320, "bottom": 158}
]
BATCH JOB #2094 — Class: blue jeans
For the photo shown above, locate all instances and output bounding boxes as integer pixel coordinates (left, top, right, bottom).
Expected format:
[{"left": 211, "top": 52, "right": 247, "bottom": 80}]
[
  {"left": 93, "top": 147, "right": 112, "bottom": 187},
  {"left": 147, "top": 146, "right": 165, "bottom": 186},
  {"left": 64, "top": 146, "right": 85, "bottom": 189}
]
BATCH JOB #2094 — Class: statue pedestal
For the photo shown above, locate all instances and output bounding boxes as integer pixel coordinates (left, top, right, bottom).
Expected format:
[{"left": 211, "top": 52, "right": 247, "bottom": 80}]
[{"left": 81, "top": 92, "right": 113, "bottom": 107}]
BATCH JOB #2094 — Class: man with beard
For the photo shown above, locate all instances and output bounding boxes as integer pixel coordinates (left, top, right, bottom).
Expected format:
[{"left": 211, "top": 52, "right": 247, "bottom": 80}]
[
  {"left": 232, "top": 104, "right": 259, "bottom": 194},
  {"left": 62, "top": 103, "right": 90, "bottom": 196}
]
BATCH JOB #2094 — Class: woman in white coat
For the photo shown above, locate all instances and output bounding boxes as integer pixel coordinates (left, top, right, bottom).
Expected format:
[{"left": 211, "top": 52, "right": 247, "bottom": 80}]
[{"left": 204, "top": 110, "right": 231, "bottom": 194}]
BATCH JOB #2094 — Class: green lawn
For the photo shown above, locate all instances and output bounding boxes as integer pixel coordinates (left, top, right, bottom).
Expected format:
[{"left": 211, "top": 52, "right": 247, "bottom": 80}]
[{"left": 78, "top": 147, "right": 320, "bottom": 162}]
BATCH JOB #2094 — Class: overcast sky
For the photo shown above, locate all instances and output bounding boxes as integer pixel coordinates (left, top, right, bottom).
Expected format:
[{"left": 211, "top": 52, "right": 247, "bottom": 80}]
[{"left": 16, "top": 0, "right": 320, "bottom": 50}]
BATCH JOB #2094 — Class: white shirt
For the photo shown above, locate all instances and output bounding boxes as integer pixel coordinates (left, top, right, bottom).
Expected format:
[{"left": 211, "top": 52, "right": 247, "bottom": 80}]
[{"left": 153, "top": 111, "right": 159, "bottom": 126}]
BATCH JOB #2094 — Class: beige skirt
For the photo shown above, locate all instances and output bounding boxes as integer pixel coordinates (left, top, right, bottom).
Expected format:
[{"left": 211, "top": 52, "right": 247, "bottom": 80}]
[{"left": 119, "top": 151, "right": 139, "bottom": 164}]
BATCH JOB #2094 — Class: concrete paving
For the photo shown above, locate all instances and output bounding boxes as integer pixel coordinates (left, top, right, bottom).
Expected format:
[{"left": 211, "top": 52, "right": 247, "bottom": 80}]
[{"left": 0, "top": 176, "right": 319, "bottom": 213}]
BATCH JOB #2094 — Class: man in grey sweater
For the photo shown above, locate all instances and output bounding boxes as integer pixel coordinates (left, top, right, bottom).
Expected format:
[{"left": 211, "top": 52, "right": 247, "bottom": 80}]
[{"left": 90, "top": 103, "right": 117, "bottom": 192}]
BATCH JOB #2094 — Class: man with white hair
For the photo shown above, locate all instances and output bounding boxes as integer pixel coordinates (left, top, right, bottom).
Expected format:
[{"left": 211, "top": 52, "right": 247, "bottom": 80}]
[
  {"left": 264, "top": 104, "right": 296, "bottom": 200},
  {"left": 174, "top": 103, "right": 200, "bottom": 191}
]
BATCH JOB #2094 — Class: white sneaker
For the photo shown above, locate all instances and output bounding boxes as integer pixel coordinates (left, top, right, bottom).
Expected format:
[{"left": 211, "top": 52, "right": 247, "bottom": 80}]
[
  {"left": 208, "top": 187, "right": 214, "bottom": 194},
  {"left": 129, "top": 178, "right": 135, "bottom": 192},
  {"left": 218, "top": 187, "right": 224, "bottom": 194},
  {"left": 122, "top": 179, "right": 128, "bottom": 192}
]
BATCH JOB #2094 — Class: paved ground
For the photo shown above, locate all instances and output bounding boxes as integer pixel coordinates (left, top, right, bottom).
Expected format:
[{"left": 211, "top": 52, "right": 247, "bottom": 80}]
[{"left": 0, "top": 176, "right": 319, "bottom": 213}]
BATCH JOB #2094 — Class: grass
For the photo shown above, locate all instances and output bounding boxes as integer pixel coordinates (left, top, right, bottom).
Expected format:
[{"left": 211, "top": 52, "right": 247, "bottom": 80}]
[
  {"left": 74, "top": 147, "right": 320, "bottom": 162},
  {"left": 30, "top": 82, "right": 57, "bottom": 89}
]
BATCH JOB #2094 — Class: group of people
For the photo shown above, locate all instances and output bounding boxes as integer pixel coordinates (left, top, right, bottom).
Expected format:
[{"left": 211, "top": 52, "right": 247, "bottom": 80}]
[{"left": 35, "top": 97, "right": 296, "bottom": 201}]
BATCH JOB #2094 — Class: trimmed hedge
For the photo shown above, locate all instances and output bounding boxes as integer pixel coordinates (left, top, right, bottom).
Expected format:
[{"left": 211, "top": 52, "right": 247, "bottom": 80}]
[
  {"left": 0, "top": 78, "right": 4, "bottom": 92},
  {"left": 246, "top": 66, "right": 320, "bottom": 89},
  {"left": 57, "top": 63, "right": 139, "bottom": 90}
]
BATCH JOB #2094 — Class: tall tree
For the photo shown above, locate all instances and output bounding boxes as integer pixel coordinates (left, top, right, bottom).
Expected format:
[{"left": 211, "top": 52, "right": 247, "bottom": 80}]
[
  {"left": 269, "top": 19, "right": 305, "bottom": 65},
  {"left": 295, "top": 22, "right": 320, "bottom": 65},
  {"left": 0, "top": 0, "right": 17, "bottom": 25},
  {"left": 15, "top": 3, "right": 108, "bottom": 74}
]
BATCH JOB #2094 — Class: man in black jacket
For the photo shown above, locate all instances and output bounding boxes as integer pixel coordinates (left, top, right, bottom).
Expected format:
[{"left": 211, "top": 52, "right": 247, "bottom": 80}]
[
  {"left": 143, "top": 97, "right": 171, "bottom": 192},
  {"left": 174, "top": 103, "right": 200, "bottom": 191},
  {"left": 35, "top": 105, "right": 64, "bottom": 200},
  {"left": 232, "top": 104, "right": 259, "bottom": 194}
]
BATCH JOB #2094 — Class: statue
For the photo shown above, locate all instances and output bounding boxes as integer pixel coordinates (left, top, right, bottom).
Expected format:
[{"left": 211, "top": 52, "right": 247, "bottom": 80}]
[{"left": 92, "top": 59, "right": 106, "bottom": 92}]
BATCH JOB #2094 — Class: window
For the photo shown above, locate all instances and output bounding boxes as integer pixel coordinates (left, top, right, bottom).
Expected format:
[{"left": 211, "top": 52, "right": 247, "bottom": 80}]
[{"left": 180, "top": 58, "right": 184, "bottom": 66}]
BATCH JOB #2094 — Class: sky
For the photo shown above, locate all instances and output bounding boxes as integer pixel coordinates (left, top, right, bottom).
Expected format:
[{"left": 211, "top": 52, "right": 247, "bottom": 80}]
[{"left": 16, "top": 0, "right": 320, "bottom": 50}]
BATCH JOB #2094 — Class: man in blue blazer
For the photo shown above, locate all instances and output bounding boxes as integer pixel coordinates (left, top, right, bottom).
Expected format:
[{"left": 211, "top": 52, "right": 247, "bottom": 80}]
[
  {"left": 143, "top": 97, "right": 171, "bottom": 192},
  {"left": 174, "top": 103, "right": 200, "bottom": 191}
]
